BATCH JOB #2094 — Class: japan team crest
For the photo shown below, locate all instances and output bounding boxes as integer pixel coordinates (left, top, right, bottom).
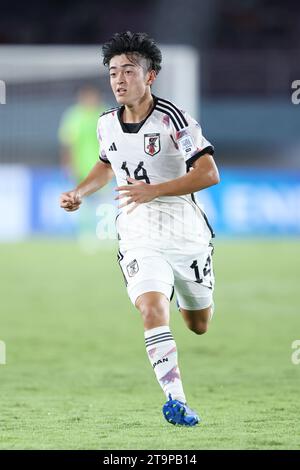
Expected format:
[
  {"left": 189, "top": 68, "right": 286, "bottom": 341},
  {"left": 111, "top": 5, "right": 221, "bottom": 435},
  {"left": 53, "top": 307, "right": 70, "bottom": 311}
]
[{"left": 144, "top": 133, "right": 160, "bottom": 156}]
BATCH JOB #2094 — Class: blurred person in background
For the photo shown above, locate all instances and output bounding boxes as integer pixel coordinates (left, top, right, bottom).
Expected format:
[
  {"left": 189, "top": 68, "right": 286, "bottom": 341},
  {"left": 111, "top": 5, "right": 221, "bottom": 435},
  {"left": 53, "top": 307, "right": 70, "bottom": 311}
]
[{"left": 58, "top": 85, "right": 108, "bottom": 251}]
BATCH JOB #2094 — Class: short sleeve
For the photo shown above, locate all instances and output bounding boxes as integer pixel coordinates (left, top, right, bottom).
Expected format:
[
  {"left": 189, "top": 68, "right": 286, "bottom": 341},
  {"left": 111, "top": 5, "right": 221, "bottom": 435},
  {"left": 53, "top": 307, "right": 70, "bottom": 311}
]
[
  {"left": 97, "top": 117, "right": 111, "bottom": 165},
  {"left": 173, "top": 112, "right": 214, "bottom": 168}
]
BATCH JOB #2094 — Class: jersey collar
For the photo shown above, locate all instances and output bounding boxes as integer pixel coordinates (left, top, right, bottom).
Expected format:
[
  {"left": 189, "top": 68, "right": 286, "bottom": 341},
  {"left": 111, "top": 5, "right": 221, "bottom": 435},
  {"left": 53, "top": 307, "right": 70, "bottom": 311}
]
[{"left": 117, "top": 95, "right": 158, "bottom": 134}]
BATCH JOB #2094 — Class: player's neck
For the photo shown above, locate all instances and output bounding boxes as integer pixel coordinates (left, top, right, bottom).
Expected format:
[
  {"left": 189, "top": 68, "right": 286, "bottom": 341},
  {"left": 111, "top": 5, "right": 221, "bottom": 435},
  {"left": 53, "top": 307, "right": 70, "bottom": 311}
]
[{"left": 122, "top": 93, "right": 154, "bottom": 124}]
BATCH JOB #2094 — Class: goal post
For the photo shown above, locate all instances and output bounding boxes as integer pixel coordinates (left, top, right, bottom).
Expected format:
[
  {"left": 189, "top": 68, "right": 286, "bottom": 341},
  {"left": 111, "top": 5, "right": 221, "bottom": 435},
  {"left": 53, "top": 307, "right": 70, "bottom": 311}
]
[
  {"left": 0, "top": 44, "right": 199, "bottom": 110},
  {"left": 0, "top": 45, "right": 200, "bottom": 166}
]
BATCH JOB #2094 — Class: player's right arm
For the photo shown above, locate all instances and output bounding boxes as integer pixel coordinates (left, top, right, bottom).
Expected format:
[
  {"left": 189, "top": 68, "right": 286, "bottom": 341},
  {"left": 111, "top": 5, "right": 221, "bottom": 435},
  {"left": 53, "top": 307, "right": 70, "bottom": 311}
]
[{"left": 60, "top": 161, "right": 114, "bottom": 212}]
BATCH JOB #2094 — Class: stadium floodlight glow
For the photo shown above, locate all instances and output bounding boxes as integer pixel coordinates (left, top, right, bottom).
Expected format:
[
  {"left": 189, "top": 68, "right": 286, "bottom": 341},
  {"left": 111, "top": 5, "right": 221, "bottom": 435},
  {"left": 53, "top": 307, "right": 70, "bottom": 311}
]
[
  {"left": 0, "top": 80, "right": 6, "bottom": 104},
  {"left": 0, "top": 340, "right": 6, "bottom": 365}
]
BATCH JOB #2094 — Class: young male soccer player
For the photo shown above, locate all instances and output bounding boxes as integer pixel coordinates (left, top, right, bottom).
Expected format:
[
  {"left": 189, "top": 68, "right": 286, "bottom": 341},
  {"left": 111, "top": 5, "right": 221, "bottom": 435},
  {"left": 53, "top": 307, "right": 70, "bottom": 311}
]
[{"left": 60, "top": 31, "right": 220, "bottom": 427}]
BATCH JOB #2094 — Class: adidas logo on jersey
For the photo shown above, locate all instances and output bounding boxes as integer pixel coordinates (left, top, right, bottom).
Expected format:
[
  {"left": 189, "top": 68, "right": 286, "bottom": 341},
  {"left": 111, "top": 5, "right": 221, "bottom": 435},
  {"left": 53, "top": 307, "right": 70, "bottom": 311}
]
[{"left": 109, "top": 142, "right": 117, "bottom": 151}]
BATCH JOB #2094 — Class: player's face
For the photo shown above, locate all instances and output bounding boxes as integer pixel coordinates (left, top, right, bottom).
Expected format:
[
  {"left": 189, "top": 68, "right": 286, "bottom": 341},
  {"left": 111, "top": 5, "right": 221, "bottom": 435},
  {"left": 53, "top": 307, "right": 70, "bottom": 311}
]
[{"left": 109, "top": 54, "right": 154, "bottom": 105}]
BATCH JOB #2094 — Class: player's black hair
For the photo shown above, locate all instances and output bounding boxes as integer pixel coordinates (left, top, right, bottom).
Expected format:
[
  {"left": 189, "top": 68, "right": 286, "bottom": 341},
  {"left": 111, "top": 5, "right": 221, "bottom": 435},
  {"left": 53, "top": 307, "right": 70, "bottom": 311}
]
[{"left": 102, "top": 31, "right": 162, "bottom": 74}]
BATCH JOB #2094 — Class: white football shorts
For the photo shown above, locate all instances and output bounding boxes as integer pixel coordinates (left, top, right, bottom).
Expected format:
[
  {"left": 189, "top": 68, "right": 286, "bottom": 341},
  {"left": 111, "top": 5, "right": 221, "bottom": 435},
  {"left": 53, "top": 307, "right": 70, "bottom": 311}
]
[{"left": 117, "top": 243, "right": 215, "bottom": 311}]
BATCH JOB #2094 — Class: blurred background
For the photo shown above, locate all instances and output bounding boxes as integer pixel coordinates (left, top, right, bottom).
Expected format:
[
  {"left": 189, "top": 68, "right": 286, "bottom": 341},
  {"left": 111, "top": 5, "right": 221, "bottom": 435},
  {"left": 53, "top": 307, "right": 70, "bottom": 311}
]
[{"left": 0, "top": 0, "right": 300, "bottom": 241}]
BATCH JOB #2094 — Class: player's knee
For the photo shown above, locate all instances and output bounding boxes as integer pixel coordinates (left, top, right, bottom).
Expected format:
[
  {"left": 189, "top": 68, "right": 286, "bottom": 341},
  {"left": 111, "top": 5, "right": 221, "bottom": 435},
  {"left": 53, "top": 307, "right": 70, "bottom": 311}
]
[
  {"left": 137, "top": 299, "right": 168, "bottom": 326},
  {"left": 189, "top": 321, "right": 208, "bottom": 335},
  {"left": 140, "top": 304, "right": 166, "bottom": 324}
]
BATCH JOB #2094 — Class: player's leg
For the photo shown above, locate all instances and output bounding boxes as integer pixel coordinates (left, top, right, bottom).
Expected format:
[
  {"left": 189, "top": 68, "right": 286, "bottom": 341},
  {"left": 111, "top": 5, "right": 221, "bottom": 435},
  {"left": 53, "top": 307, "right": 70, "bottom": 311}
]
[
  {"left": 135, "top": 291, "right": 170, "bottom": 330},
  {"left": 135, "top": 291, "right": 199, "bottom": 426},
  {"left": 118, "top": 248, "right": 199, "bottom": 425},
  {"left": 118, "top": 249, "right": 180, "bottom": 399},
  {"left": 172, "top": 243, "right": 215, "bottom": 335},
  {"left": 179, "top": 304, "right": 214, "bottom": 335},
  {"left": 135, "top": 288, "right": 213, "bottom": 335},
  {"left": 134, "top": 289, "right": 187, "bottom": 405}
]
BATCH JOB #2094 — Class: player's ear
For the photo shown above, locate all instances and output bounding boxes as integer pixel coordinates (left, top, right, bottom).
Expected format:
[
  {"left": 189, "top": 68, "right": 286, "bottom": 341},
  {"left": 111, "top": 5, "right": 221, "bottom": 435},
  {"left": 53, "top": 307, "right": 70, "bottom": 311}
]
[{"left": 147, "top": 70, "right": 156, "bottom": 86}]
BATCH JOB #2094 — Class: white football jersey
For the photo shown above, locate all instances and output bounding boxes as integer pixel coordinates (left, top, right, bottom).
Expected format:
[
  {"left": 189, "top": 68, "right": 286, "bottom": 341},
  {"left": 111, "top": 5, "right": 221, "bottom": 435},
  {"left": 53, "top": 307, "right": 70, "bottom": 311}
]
[{"left": 96, "top": 95, "right": 215, "bottom": 252}]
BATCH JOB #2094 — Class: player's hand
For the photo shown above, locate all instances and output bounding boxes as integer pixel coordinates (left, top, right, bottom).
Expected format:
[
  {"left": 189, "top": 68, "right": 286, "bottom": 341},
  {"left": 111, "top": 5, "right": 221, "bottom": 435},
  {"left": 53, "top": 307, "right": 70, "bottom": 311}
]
[
  {"left": 60, "top": 190, "right": 82, "bottom": 212},
  {"left": 115, "top": 177, "right": 159, "bottom": 213}
]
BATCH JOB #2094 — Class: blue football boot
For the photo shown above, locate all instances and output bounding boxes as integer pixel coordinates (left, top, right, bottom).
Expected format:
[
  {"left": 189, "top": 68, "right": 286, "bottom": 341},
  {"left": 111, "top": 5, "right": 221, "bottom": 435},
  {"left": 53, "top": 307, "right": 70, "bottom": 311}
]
[{"left": 162, "top": 394, "right": 200, "bottom": 426}]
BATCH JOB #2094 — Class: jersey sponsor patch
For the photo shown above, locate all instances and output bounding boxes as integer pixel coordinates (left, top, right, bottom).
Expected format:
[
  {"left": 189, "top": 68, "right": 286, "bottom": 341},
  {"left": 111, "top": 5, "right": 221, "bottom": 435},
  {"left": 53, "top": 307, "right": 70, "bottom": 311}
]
[
  {"left": 127, "top": 259, "right": 139, "bottom": 277},
  {"left": 144, "top": 133, "right": 160, "bottom": 156}
]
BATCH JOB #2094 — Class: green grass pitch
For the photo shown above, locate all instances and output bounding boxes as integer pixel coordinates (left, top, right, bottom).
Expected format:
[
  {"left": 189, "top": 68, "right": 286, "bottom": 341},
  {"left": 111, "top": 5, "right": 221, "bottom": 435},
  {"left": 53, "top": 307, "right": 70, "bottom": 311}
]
[{"left": 0, "top": 239, "right": 299, "bottom": 449}]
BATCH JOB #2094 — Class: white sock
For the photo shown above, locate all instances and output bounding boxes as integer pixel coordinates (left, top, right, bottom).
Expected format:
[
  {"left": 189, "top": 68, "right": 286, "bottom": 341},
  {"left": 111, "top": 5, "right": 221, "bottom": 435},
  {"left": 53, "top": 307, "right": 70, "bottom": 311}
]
[{"left": 144, "top": 326, "right": 186, "bottom": 403}]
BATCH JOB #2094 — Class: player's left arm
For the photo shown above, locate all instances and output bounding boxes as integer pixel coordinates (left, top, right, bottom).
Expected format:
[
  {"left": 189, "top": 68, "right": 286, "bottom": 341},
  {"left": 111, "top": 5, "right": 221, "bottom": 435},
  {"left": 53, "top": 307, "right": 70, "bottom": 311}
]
[{"left": 155, "top": 153, "right": 219, "bottom": 196}]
